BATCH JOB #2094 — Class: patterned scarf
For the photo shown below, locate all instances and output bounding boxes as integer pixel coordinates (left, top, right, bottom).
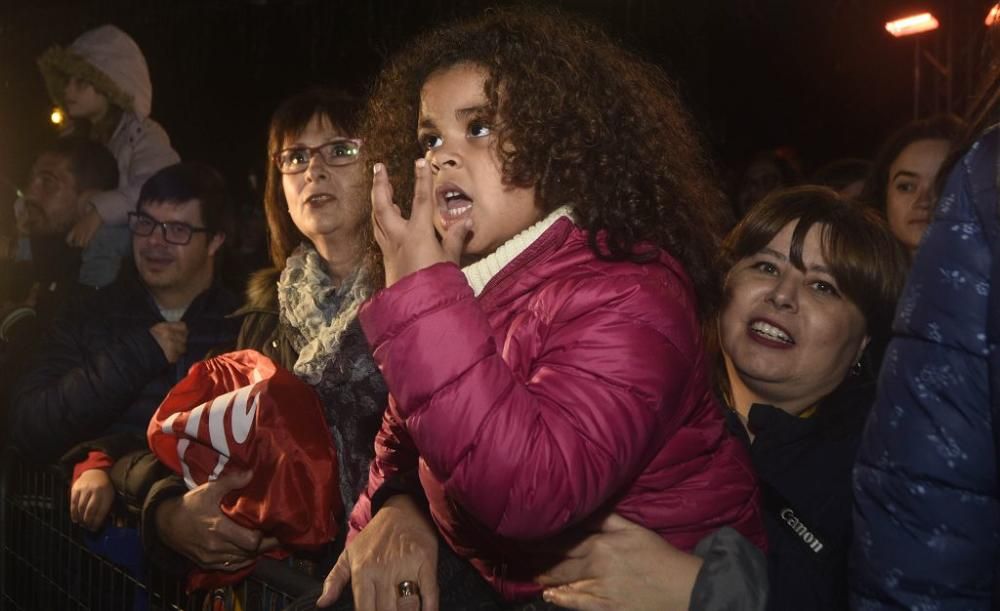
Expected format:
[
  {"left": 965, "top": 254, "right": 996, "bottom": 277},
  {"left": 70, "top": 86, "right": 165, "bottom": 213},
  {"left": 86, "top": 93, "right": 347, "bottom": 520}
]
[
  {"left": 276, "top": 243, "right": 369, "bottom": 385},
  {"left": 275, "top": 243, "right": 387, "bottom": 517}
]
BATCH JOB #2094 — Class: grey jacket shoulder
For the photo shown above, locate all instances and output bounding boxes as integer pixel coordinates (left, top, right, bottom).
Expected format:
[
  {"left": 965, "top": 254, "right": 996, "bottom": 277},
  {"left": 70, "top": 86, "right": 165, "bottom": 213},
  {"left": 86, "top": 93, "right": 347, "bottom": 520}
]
[{"left": 691, "top": 527, "right": 768, "bottom": 611}]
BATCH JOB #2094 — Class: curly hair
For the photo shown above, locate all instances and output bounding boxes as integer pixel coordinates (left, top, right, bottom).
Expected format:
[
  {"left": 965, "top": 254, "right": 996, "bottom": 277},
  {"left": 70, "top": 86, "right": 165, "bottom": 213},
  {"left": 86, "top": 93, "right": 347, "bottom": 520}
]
[{"left": 361, "top": 7, "right": 731, "bottom": 319}]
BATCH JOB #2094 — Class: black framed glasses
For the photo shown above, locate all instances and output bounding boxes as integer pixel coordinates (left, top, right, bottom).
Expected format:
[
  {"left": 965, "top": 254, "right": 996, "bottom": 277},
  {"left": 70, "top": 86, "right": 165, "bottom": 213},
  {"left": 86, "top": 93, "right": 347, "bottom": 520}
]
[
  {"left": 273, "top": 138, "right": 362, "bottom": 174},
  {"left": 128, "top": 212, "right": 210, "bottom": 245}
]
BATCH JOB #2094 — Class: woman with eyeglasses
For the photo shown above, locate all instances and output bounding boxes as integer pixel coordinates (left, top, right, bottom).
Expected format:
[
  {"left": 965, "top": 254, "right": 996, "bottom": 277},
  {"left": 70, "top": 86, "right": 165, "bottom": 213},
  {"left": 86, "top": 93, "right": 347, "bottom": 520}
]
[{"left": 131, "top": 88, "right": 388, "bottom": 576}]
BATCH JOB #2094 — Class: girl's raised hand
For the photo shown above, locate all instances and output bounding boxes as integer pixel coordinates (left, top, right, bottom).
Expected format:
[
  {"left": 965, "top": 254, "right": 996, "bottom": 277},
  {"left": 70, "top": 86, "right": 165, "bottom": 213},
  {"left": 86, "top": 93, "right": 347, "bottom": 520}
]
[{"left": 371, "top": 158, "right": 472, "bottom": 287}]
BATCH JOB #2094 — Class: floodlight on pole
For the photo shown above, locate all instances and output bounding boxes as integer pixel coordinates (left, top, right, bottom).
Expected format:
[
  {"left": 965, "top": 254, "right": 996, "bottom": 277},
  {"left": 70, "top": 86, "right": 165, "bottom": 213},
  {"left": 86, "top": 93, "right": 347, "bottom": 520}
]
[
  {"left": 885, "top": 12, "right": 945, "bottom": 119},
  {"left": 886, "top": 12, "right": 940, "bottom": 37},
  {"left": 987, "top": 4, "right": 999, "bottom": 26}
]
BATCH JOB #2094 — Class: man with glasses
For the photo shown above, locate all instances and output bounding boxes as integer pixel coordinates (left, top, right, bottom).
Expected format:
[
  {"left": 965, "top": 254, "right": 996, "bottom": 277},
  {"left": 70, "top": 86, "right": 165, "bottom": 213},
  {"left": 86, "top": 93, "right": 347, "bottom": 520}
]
[{"left": 9, "top": 163, "right": 242, "bottom": 479}]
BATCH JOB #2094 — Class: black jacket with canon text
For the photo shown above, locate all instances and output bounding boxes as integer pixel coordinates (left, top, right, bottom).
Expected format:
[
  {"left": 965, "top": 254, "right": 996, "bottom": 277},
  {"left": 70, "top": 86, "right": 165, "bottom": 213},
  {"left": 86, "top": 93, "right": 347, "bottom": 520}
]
[{"left": 725, "top": 377, "right": 874, "bottom": 611}]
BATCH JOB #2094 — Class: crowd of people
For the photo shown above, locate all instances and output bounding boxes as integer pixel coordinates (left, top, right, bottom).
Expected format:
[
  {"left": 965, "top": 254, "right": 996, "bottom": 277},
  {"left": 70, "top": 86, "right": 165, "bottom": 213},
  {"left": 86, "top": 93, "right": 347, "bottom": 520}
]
[{"left": 1, "top": 6, "right": 998, "bottom": 611}]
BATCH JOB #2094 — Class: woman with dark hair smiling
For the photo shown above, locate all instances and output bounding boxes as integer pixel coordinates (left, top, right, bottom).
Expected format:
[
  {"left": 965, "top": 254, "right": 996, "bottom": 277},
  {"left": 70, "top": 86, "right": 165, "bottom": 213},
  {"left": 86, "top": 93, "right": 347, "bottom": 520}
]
[{"left": 541, "top": 187, "right": 908, "bottom": 611}]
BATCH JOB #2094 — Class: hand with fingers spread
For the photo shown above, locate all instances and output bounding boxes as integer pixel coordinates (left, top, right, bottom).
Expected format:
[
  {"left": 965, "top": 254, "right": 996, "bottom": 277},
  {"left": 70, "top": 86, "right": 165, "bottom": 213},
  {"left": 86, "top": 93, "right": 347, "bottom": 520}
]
[
  {"left": 70, "top": 468, "right": 115, "bottom": 531},
  {"left": 317, "top": 494, "right": 439, "bottom": 610},
  {"left": 149, "top": 321, "right": 188, "bottom": 364},
  {"left": 371, "top": 159, "right": 472, "bottom": 288},
  {"left": 537, "top": 513, "right": 703, "bottom": 611},
  {"left": 154, "top": 470, "right": 279, "bottom": 572}
]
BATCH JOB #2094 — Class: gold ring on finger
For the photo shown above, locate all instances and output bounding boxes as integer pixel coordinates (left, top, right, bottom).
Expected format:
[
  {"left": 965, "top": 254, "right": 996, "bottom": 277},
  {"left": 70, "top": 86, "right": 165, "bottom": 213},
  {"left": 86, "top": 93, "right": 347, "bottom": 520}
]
[{"left": 397, "top": 580, "right": 420, "bottom": 598}]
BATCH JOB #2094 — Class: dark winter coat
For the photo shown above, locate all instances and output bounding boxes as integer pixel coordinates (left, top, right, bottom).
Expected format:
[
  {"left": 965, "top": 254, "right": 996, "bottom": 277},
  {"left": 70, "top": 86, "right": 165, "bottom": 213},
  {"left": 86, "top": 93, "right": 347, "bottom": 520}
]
[
  {"left": 852, "top": 125, "right": 1000, "bottom": 610},
  {"left": 8, "top": 269, "right": 241, "bottom": 463},
  {"left": 726, "top": 378, "right": 874, "bottom": 611},
  {"left": 0, "top": 236, "right": 92, "bottom": 435}
]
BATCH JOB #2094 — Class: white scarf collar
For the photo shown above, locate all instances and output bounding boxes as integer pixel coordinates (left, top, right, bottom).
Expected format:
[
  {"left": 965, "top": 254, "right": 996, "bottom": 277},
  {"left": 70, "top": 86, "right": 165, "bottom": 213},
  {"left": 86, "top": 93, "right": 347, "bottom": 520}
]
[{"left": 462, "top": 206, "right": 575, "bottom": 296}]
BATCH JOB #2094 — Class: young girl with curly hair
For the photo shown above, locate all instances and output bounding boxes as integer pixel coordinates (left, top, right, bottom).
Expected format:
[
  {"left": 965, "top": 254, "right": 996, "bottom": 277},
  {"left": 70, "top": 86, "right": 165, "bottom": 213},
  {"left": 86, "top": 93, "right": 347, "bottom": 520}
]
[{"left": 317, "top": 8, "right": 765, "bottom": 610}]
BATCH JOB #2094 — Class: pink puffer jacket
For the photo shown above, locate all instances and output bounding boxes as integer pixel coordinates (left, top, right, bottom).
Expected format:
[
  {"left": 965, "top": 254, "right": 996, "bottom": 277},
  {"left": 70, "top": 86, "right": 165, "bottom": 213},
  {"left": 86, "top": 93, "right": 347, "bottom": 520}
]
[{"left": 350, "top": 217, "right": 764, "bottom": 600}]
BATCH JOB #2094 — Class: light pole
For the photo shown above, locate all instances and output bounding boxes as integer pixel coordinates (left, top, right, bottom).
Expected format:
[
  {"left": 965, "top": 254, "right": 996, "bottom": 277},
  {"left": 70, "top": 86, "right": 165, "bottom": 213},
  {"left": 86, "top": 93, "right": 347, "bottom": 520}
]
[{"left": 886, "top": 12, "right": 942, "bottom": 119}]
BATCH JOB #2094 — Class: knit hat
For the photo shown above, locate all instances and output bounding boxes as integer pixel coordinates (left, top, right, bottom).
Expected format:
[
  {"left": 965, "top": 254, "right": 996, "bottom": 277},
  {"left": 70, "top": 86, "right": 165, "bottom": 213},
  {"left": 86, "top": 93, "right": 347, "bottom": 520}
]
[{"left": 38, "top": 24, "right": 152, "bottom": 117}]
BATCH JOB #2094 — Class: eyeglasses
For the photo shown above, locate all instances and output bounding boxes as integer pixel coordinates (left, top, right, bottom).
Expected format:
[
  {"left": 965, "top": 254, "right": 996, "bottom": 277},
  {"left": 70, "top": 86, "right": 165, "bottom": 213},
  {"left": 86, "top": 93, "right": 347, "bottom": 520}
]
[
  {"left": 273, "top": 138, "right": 362, "bottom": 174},
  {"left": 128, "top": 212, "right": 210, "bottom": 245}
]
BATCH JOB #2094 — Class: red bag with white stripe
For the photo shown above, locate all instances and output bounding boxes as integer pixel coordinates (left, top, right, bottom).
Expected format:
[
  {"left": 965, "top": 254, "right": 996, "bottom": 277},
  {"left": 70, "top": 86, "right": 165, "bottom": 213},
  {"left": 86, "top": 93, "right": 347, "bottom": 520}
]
[{"left": 148, "top": 349, "right": 341, "bottom": 589}]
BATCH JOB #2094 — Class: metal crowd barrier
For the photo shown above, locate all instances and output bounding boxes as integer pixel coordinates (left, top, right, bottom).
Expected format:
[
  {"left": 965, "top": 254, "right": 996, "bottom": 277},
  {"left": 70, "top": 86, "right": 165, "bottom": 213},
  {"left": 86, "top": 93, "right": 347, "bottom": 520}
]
[{"left": 1, "top": 449, "right": 319, "bottom": 611}]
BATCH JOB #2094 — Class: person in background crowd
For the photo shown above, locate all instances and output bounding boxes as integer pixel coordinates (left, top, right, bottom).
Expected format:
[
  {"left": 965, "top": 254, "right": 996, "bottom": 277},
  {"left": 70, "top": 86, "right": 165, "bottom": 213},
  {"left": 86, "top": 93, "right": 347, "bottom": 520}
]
[
  {"left": 735, "top": 147, "right": 803, "bottom": 217},
  {"left": 0, "top": 138, "right": 119, "bottom": 356},
  {"left": 851, "top": 38, "right": 1000, "bottom": 611},
  {"left": 317, "top": 7, "right": 764, "bottom": 610},
  {"left": 37, "top": 24, "right": 180, "bottom": 286},
  {"left": 7, "top": 162, "right": 239, "bottom": 500},
  {"left": 0, "top": 169, "right": 19, "bottom": 260},
  {"left": 541, "top": 187, "right": 907, "bottom": 611},
  {"left": 136, "top": 88, "right": 388, "bottom": 577},
  {"left": 222, "top": 197, "right": 270, "bottom": 293},
  {"left": 860, "top": 114, "right": 964, "bottom": 257},
  {"left": 810, "top": 158, "right": 871, "bottom": 199}
]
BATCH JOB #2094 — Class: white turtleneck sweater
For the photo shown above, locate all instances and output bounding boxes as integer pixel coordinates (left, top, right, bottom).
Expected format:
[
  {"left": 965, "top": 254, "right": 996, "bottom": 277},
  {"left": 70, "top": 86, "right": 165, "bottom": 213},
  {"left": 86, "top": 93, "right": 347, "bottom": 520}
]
[{"left": 460, "top": 206, "right": 575, "bottom": 296}]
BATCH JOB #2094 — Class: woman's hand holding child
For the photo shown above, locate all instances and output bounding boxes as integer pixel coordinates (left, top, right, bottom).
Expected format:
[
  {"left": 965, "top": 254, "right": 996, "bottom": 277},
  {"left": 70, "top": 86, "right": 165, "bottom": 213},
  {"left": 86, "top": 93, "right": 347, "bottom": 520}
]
[{"left": 318, "top": 494, "right": 439, "bottom": 611}]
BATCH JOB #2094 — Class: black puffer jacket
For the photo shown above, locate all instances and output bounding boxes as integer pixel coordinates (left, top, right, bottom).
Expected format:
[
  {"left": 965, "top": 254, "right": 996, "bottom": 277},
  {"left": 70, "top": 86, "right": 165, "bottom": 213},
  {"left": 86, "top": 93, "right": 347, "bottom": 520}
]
[
  {"left": 8, "top": 269, "right": 241, "bottom": 463},
  {"left": 725, "top": 377, "right": 874, "bottom": 611}
]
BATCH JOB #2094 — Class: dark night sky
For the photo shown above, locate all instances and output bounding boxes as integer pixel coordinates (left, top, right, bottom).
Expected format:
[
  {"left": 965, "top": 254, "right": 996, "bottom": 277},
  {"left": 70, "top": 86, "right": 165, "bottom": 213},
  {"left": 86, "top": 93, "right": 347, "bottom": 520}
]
[{"left": 1, "top": 0, "right": 995, "bottom": 201}]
